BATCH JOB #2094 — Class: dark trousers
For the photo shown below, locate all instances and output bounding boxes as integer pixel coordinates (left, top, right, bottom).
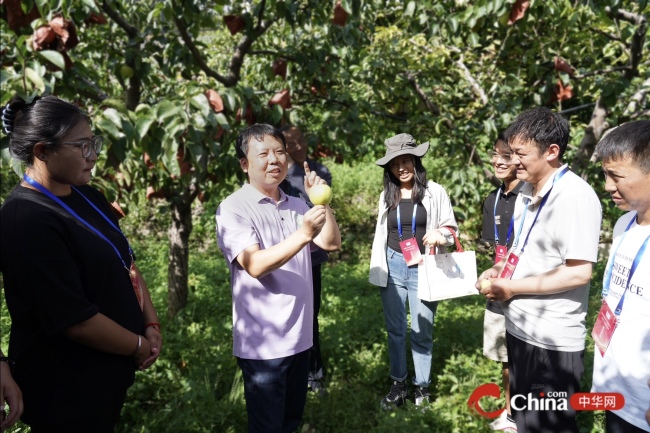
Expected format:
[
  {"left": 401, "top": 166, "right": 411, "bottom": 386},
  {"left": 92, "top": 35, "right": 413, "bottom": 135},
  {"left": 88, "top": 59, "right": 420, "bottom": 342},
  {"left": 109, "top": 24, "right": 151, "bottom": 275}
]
[
  {"left": 310, "top": 264, "right": 324, "bottom": 374},
  {"left": 506, "top": 332, "right": 584, "bottom": 433},
  {"left": 605, "top": 411, "right": 648, "bottom": 433},
  {"left": 237, "top": 349, "right": 310, "bottom": 433},
  {"left": 27, "top": 385, "right": 126, "bottom": 433}
]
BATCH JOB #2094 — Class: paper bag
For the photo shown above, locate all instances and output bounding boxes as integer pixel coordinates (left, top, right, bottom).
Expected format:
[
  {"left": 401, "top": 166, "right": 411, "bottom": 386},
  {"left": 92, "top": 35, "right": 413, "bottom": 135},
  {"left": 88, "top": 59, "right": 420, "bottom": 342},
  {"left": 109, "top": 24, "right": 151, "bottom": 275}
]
[{"left": 417, "top": 228, "right": 478, "bottom": 301}]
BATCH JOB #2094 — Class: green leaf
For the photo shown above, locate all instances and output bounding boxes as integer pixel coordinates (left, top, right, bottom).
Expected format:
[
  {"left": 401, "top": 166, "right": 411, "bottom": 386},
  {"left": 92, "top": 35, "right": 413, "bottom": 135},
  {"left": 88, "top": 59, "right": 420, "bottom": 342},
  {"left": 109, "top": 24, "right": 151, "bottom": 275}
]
[
  {"left": 156, "top": 101, "right": 182, "bottom": 122},
  {"left": 96, "top": 117, "right": 121, "bottom": 139},
  {"left": 37, "top": 50, "right": 65, "bottom": 70},
  {"left": 25, "top": 67, "right": 45, "bottom": 92},
  {"left": 135, "top": 113, "right": 156, "bottom": 140},
  {"left": 405, "top": 1, "right": 416, "bottom": 17},
  {"left": 81, "top": 0, "right": 100, "bottom": 13},
  {"left": 102, "top": 108, "right": 123, "bottom": 128},
  {"left": 215, "top": 113, "right": 230, "bottom": 130},
  {"left": 190, "top": 94, "right": 210, "bottom": 117}
]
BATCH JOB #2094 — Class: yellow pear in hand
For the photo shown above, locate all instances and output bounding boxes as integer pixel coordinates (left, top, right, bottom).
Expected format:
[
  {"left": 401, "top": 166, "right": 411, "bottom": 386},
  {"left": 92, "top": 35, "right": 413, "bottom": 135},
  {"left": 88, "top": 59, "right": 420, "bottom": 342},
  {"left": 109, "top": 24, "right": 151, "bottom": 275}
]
[
  {"left": 480, "top": 279, "right": 492, "bottom": 290},
  {"left": 308, "top": 184, "right": 332, "bottom": 205}
]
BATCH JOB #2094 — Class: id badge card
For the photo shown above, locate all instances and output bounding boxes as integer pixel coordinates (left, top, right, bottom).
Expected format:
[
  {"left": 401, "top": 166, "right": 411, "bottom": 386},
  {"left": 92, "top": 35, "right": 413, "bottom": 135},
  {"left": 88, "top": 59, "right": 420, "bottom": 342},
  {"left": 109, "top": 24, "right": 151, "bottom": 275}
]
[
  {"left": 494, "top": 245, "right": 507, "bottom": 264},
  {"left": 129, "top": 261, "right": 146, "bottom": 311},
  {"left": 499, "top": 251, "right": 519, "bottom": 279},
  {"left": 399, "top": 237, "right": 423, "bottom": 266},
  {"left": 591, "top": 300, "right": 618, "bottom": 356}
]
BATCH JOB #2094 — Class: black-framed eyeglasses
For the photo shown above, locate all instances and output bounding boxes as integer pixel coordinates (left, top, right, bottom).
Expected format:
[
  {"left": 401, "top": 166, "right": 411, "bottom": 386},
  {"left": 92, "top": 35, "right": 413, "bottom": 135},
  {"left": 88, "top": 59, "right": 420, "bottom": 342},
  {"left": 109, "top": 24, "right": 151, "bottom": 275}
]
[{"left": 61, "top": 136, "right": 103, "bottom": 158}]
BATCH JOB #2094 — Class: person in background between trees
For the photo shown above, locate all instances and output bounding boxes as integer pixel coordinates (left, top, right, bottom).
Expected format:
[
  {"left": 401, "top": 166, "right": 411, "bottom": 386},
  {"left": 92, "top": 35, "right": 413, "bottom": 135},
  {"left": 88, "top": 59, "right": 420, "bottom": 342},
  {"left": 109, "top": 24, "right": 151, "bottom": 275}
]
[
  {"left": 0, "top": 95, "right": 161, "bottom": 433},
  {"left": 479, "top": 133, "right": 522, "bottom": 433},
  {"left": 279, "top": 125, "right": 333, "bottom": 394},
  {"left": 590, "top": 120, "right": 650, "bottom": 433},
  {"left": 369, "top": 133, "right": 459, "bottom": 410},
  {"left": 215, "top": 124, "right": 341, "bottom": 433},
  {"left": 477, "top": 107, "right": 602, "bottom": 433}
]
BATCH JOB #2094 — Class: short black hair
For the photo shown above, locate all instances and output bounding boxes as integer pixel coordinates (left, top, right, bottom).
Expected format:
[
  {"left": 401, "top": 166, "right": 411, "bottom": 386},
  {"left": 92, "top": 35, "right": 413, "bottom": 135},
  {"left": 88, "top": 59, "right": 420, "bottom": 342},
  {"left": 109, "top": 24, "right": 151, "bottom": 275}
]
[
  {"left": 235, "top": 123, "right": 286, "bottom": 159},
  {"left": 503, "top": 107, "right": 570, "bottom": 159},
  {"left": 596, "top": 120, "right": 650, "bottom": 174}
]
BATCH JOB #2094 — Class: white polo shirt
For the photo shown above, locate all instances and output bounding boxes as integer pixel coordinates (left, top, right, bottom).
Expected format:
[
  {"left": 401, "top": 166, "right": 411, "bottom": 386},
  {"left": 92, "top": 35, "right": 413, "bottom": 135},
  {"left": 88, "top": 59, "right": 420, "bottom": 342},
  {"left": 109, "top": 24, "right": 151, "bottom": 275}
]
[{"left": 503, "top": 165, "right": 602, "bottom": 351}]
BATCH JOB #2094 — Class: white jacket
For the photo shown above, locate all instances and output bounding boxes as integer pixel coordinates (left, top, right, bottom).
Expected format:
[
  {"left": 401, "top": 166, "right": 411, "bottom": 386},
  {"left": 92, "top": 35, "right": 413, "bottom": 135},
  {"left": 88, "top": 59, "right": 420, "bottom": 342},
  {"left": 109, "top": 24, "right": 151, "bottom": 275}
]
[{"left": 369, "top": 180, "right": 459, "bottom": 287}]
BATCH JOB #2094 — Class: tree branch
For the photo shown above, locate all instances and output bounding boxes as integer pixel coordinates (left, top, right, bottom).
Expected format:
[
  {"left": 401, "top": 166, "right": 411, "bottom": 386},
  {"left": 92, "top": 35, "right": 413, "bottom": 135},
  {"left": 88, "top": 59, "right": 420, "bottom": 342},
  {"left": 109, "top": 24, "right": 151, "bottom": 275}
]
[
  {"left": 75, "top": 73, "right": 109, "bottom": 102},
  {"left": 403, "top": 72, "right": 440, "bottom": 115},
  {"left": 172, "top": 0, "right": 277, "bottom": 87},
  {"left": 607, "top": 7, "right": 648, "bottom": 79},
  {"left": 574, "top": 66, "right": 630, "bottom": 79},
  {"left": 591, "top": 27, "right": 624, "bottom": 43},
  {"left": 402, "top": 71, "right": 455, "bottom": 129},
  {"left": 623, "top": 77, "right": 650, "bottom": 118},
  {"left": 101, "top": 0, "right": 141, "bottom": 110},
  {"left": 101, "top": 1, "right": 138, "bottom": 38},
  {"left": 572, "top": 97, "right": 609, "bottom": 176},
  {"left": 630, "top": 109, "right": 650, "bottom": 119},
  {"left": 255, "top": 0, "right": 266, "bottom": 32},
  {"left": 455, "top": 54, "right": 488, "bottom": 105}
]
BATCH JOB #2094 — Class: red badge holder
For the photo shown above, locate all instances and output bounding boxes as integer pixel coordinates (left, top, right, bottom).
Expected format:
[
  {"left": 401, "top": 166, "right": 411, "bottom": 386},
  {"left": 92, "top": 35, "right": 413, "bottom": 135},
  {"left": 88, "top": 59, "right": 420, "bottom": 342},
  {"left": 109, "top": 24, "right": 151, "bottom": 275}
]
[
  {"left": 129, "top": 261, "right": 146, "bottom": 311},
  {"left": 399, "top": 238, "right": 423, "bottom": 266},
  {"left": 495, "top": 245, "right": 507, "bottom": 264},
  {"left": 499, "top": 251, "right": 519, "bottom": 279},
  {"left": 591, "top": 300, "right": 618, "bottom": 356}
]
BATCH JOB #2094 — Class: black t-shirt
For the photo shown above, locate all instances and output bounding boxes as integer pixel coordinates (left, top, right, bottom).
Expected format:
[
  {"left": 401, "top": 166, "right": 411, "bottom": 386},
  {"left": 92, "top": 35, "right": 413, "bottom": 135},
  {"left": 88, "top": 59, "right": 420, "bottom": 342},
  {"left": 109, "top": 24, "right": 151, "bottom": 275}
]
[
  {"left": 480, "top": 181, "right": 523, "bottom": 314},
  {"left": 387, "top": 199, "right": 428, "bottom": 254},
  {"left": 0, "top": 183, "right": 143, "bottom": 426}
]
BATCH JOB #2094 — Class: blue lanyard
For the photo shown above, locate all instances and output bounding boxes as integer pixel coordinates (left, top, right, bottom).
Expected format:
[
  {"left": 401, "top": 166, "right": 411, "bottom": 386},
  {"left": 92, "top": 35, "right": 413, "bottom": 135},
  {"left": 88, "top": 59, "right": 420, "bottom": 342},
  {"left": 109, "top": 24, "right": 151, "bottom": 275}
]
[
  {"left": 396, "top": 202, "right": 418, "bottom": 241},
  {"left": 23, "top": 174, "right": 133, "bottom": 272},
  {"left": 511, "top": 166, "right": 569, "bottom": 254},
  {"left": 602, "top": 215, "right": 650, "bottom": 316},
  {"left": 493, "top": 185, "right": 515, "bottom": 247}
]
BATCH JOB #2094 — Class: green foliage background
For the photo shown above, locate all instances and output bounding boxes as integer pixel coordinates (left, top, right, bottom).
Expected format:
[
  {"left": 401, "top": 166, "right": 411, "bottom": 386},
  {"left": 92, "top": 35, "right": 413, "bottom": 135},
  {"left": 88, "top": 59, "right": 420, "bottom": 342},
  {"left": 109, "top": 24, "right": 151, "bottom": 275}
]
[{"left": 1, "top": 157, "right": 619, "bottom": 432}]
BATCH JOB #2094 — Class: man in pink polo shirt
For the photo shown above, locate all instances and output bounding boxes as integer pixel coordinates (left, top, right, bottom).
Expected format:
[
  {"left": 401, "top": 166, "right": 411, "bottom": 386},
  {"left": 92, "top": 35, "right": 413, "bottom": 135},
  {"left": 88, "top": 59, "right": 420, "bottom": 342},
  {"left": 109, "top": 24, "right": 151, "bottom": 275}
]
[{"left": 216, "top": 124, "right": 341, "bottom": 433}]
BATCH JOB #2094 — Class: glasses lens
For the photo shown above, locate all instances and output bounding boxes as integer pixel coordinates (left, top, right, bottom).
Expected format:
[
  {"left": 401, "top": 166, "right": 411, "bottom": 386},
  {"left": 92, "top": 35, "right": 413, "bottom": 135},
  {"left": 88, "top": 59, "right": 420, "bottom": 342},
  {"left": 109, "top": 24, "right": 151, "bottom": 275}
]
[
  {"left": 92, "top": 136, "right": 103, "bottom": 155},
  {"left": 490, "top": 151, "right": 511, "bottom": 162}
]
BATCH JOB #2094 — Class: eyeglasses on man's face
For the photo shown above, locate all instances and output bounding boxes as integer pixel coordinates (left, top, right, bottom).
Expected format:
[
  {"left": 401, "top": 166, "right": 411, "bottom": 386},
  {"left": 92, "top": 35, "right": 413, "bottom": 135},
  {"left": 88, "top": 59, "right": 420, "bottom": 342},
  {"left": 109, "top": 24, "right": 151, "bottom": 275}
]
[
  {"left": 61, "top": 136, "right": 103, "bottom": 158},
  {"left": 489, "top": 150, "right": 513, "bottom": 162}
]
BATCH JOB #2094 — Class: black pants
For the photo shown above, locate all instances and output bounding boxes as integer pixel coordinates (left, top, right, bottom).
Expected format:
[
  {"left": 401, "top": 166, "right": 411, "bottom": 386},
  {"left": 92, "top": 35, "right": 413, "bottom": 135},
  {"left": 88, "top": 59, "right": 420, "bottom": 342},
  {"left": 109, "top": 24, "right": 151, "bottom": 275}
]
[
  {"left": 506, "top": 332, "right": 584, "bottom": 433},
  {"left": 237, "top": 349, "right": 310, "bottom": 433},
  {"left": 310, "top": 264, "right": 324, "bottom": 375}
]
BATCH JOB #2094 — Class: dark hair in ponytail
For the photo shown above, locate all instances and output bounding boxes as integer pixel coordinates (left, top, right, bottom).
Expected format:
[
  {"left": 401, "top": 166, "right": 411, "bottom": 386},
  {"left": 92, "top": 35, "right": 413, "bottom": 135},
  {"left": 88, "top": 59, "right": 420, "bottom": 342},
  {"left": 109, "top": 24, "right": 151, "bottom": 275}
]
[{"left": 2, "top": 95, "right": 88, "bottom": 165}]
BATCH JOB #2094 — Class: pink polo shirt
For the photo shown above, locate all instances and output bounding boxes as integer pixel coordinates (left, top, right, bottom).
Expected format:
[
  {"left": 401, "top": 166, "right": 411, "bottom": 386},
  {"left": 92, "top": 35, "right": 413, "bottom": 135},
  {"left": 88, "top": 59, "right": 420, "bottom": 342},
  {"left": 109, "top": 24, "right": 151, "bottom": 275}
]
[{"left": 216, "top": 183, "right": 314, "bottom": 360}]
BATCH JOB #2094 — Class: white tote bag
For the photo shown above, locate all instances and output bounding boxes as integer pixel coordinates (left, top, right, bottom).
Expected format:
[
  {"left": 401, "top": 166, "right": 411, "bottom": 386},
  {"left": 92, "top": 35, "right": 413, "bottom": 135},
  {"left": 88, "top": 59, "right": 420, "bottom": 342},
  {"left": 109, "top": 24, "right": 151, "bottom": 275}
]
[{"left": 417, "top": 229, "right": 478, "bottom": 301}]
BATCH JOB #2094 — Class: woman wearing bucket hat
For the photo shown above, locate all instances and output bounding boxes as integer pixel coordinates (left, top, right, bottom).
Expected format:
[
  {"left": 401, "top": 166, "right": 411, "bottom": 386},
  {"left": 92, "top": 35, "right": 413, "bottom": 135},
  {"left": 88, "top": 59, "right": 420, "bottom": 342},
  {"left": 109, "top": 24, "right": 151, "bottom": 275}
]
[{"left": 369, "top": 133, "right": 459, "bottom": 409}]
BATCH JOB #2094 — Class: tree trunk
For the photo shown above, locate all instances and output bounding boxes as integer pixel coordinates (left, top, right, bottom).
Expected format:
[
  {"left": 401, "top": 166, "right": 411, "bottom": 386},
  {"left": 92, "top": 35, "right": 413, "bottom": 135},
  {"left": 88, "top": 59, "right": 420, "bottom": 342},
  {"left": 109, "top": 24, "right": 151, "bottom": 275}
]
[
  {"left": 167, "top": 196, "right": 193, "bottom": 319},
  {"left": 571, "top": 97, "right": 608, "bottom": 178}
]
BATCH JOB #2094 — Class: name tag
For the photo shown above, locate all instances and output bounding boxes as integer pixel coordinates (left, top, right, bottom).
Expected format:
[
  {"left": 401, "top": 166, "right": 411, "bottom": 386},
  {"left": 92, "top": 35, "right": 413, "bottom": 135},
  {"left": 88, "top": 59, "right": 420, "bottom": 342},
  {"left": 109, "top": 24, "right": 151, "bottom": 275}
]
[
  {"left": 592, "top": 301, "right": 618, "bottom": 356},
  {"left": 499, "top": 251, "right": 519, "bottom": 279},
  {"left": 495, "top": 245, "right": 507, "bottom": 265},
  {"left": 399, "top": 237, "right": 423, "bottom": 266}
]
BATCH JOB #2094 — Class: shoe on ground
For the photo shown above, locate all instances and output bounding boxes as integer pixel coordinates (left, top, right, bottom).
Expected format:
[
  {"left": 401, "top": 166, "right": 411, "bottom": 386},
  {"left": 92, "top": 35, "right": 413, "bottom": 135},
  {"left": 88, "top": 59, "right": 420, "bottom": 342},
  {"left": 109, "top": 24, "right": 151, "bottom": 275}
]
[
  {"left": 380, "top": 380, "right": 408, "bottom": 410},
  {"left": 489, "top": 409, "right": 517, "bottom": 432},
  {"left": 414, "top": 386, "right": 430, "bottom": 406}
]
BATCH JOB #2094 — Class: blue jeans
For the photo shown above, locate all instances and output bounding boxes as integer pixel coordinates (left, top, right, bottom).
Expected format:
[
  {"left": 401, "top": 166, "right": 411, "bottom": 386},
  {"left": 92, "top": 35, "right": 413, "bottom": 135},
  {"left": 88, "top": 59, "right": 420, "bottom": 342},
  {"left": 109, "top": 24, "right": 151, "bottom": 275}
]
[
  {"left": 237, "top": 349, "right": 310, "bottom": 433},
  {"left": 380, "top": 248, "right": 438, "bottom": 387}
]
